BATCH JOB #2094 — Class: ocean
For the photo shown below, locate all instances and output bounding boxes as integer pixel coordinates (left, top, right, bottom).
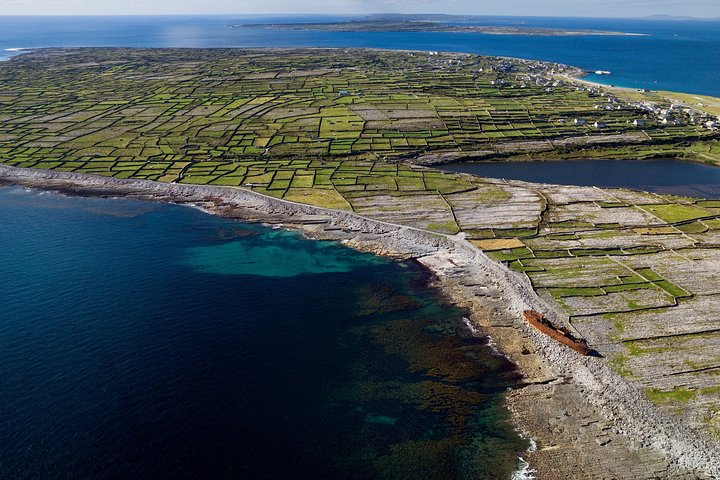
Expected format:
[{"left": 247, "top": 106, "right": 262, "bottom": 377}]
[
  {"left": 0, "top": 15, "right": 719, "bottom": 96},
  {"left": 0, "top": 14, "right": 717, "bottom": 479},
  {"left": 0, "top": 187, "right": 527, "bottom": 479}
]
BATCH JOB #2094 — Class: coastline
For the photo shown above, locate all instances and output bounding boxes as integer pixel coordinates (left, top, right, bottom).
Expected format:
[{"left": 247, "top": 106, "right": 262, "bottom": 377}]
[
  {"left": 237, "top": 23, "right": 644, "bottom": 37},
  {"left": 0, "top": 47, "right": 31, "bottom": 62},
  {"left": 2, "top": 164, "right": 719, "bottom": 479},
  {"left": 565, "top": 71, "right": 720, "bottom": 117}
]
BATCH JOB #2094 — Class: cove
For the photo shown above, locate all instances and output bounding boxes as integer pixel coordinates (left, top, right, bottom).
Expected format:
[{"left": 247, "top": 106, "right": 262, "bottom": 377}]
[
  {"left": 0, "top": 186, "right": 527, "bottom": 480},
  {"left": 440, "top": 159, "right": 720, "bottom": 199}
]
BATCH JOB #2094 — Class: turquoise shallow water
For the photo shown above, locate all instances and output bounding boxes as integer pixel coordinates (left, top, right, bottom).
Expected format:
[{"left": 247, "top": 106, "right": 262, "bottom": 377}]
[
  {"left": 0, "top": 186, "right": 527, "bottom": 479},
  {"left": 183, "top": 230, "right": 382, "bottom": 277}
]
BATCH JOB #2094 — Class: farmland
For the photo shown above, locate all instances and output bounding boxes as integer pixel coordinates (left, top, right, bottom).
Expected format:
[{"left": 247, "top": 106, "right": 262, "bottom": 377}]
[
  {"left": 1, "top": 48, "right": 720, "bottom": 435},
  {"left": 0, "top": 48, "right": 717, "bottom": 205}
]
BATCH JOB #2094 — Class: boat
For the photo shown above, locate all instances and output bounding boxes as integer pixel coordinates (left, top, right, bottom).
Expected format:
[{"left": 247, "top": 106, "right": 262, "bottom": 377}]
[
  {"left": 594, "top": 70, "right": 612, "bottom": 75},
  {"left": 523, "top": 310, "right": 593, "bottom": 356}
]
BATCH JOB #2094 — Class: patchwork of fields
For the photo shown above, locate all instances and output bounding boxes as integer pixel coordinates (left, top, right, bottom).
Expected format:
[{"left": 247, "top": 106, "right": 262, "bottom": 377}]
[
  {"left": 1, "top": 48, "right": 720, "bottom": 434},
  {"left": 0, "top": 48, "right": 716, "bottom": 202},
  {"left": 476, "top": 183, "right": 720, "bottom": 434}
]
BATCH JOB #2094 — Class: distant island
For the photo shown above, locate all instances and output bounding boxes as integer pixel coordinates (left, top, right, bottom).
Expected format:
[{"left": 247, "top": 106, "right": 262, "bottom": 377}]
[{"left": 233, "top": 15, "right": 643, "bottom": 36}]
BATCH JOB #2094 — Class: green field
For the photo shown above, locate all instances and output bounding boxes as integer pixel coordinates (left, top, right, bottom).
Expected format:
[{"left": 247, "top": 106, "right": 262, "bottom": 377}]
[
  {"left": 0, "top": 48, "right": 718, "bottom": 210},
  {"left": 2, "top": 47, "right": 720, "bottom": 430}
]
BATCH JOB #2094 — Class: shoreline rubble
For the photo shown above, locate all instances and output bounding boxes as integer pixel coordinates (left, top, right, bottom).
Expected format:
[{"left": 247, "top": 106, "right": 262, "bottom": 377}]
[{"left": 1, "top": 164, "right": 718, "bottom": 479}]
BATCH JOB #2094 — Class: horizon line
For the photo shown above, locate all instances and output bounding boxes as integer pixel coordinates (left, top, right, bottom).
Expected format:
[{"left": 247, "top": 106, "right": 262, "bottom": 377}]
[{"left": 0, "top": 13, "right": 718, "bottom": 20}]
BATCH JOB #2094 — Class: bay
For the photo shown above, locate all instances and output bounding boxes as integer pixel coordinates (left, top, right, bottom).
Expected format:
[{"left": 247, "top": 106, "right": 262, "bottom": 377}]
[
  {"left": 0, "top": 186, "right": 527, "bottom": 479},
  {"left": 441, "top": 159, "right": 720, "bottom": 199}
]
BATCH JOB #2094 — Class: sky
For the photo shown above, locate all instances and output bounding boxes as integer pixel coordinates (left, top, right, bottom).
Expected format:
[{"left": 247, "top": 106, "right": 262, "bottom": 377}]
[{"left": 1, "top": 0, "right": 719, "bottom": 18}]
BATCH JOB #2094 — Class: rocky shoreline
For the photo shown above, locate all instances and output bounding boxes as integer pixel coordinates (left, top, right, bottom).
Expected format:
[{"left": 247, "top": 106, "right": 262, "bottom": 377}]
[{"left": 1, "top": 164, "right": 718, "bottom": 479}]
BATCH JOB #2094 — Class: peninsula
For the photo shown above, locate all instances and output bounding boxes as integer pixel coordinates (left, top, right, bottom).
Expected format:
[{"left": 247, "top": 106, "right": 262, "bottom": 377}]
[{"left": 1, "top": 48, "right": 719, "bottom": 478}]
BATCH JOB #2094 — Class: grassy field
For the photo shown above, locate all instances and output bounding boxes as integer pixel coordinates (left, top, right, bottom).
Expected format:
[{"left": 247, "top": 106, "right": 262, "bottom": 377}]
[
  {"left": 2, "top": 47, "right": 720, "bottom": 431},
  {"left": 0, "top": 48, "right": 718, "bottom": 210}
]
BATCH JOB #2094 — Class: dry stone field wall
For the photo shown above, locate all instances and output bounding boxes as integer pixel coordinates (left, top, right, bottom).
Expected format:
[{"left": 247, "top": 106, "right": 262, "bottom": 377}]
[
  {"left": 469, "top": 180, "right": 720, "bottom": 436},
  {"left": 1, "top": 48, "right": 720, "bottom": 439},
  {"left": 0, "top": 47, "right": 717, "bottom": 206}
]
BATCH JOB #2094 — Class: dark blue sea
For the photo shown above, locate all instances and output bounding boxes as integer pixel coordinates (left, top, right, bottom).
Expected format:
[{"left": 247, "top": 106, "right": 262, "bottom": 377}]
[
  {"left": 0, "top": 15, "right": 719, "bottom": 96},
  {"left": 0, "top": 14, "right": 717, "bottom": 479},
  {"left": 0, "top": 187, "right": 527, "bottom": 479}
]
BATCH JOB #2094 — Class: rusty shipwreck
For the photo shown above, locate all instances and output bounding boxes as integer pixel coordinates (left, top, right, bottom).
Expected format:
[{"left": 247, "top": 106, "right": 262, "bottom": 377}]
[{"left": 523, "top": 310, "right": 594, "bottom": 356}]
